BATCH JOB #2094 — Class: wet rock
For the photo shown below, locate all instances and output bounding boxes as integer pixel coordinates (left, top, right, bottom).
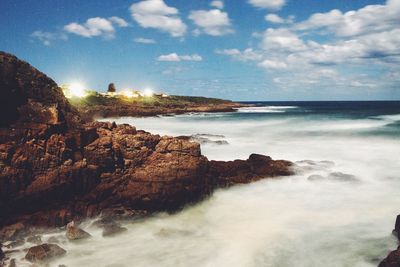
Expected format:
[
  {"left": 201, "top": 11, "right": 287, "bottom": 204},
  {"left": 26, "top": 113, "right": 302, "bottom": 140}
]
[
  {"left": 327, "top": 172, "right": 358, "bottom": 182},
  {"left": 102, "top": 223, "right": 127, "bottom": 237},
  {"left": 0, "top": 223, "right": 25, "bottom": 241},
  {"left": 25, "top": 243, "right": 66, "bottom": 262},
  {"left": 66, "top": 222, "right": 90, "bottom": 241},
  {"left": 5, "top": 239, "right": 24, "bottom": 249},
  {"left": 8, "top": 259, "right": 16, "bottom": 267},
  {"left": 209, "top": 153, "right": 293, "bottom": 187},
  {"left": 27, "top": 235, "right": 42, "bottom": 245},
  {"left": 393, "top": 215, "right": 400, "bottom": 240},
  {"left": 0, "top": 245, "right": 4, "bottom": 261},
  {"left": 379, "top": 247, "right": 400, "bottom": 267},
  {"left": 179, "top": 134, "right": 229, "bottom": 145}
]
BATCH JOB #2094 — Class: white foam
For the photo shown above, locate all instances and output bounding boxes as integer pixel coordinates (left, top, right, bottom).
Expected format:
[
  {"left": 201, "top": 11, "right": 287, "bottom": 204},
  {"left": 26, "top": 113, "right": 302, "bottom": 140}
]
[
  {"left": 236, "top": 106, "right": 298, "bottom": 113},
  {"left": 9, "top": 112, "right": 399, "bottom": 267}
]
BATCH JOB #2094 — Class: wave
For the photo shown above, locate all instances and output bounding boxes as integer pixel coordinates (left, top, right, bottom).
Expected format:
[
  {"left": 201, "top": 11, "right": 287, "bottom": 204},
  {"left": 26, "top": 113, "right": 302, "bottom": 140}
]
[{"left": 236, "top": 106, "right": 298, "bottom": 113}]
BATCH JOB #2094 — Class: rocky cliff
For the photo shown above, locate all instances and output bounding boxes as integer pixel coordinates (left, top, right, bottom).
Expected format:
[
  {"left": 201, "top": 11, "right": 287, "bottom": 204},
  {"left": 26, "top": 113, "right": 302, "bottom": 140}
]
[{"left": 0, "top": 51, "right": 293, "bottom": 230}]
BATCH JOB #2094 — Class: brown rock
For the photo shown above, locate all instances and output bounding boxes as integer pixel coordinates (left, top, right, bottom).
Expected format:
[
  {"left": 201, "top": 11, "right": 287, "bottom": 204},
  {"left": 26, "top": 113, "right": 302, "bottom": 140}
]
[
  {"left": 25, "top": 243, "right": 66, "bottom": 262},
  {"left": 0, "top": 52, "right": 293, "bottom": 230},
  {"left": 65, "top": 221, "right": 90, "bottom": 240}
]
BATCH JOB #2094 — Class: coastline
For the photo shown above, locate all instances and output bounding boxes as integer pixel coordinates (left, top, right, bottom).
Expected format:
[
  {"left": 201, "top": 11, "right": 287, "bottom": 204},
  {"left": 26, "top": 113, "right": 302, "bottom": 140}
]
[
  {"left": 68, "top": 93, "right": 249, "bottom": 120},
  {"left": 0, "top": 52, "right": 292, "bottom": 265}
]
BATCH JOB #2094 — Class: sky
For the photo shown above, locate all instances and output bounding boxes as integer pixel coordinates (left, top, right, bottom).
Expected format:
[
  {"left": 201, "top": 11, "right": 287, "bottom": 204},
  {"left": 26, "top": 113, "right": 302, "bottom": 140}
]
[{"left": 0, "top": 0, "right": 399, "bottom": 101}]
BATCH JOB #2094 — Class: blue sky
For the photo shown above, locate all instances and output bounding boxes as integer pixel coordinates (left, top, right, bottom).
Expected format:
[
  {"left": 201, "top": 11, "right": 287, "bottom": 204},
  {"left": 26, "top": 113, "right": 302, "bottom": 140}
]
[{"left": 0, "top": 0, "right": 399, "bottom": 100}]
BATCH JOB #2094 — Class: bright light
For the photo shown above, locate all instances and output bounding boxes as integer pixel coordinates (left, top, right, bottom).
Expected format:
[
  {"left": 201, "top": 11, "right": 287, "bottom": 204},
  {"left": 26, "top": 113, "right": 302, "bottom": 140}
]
[
  {"left": 120, "top": 89, "right": 139, "bottom": 98},
  {"left": 63, "top": 83, "right": 87, "bottom": 98},
  {"left": 143, "top": 88, "right": 154, "bottom": 97},
  {"left": 70, "top": 83, "right": 86, "bottom": 97}
]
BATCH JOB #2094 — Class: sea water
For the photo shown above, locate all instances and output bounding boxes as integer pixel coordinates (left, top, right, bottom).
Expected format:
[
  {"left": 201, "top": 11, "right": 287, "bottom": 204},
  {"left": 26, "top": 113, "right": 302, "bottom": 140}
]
[{"left": 12, "top": 101, "right": 400, "bottom": 266}]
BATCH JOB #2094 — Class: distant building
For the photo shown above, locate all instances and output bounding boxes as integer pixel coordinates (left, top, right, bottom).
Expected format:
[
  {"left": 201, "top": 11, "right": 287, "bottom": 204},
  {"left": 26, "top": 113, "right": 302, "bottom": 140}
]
[{"left": 108, "top": 83, "right": 116, "bottom": 93}]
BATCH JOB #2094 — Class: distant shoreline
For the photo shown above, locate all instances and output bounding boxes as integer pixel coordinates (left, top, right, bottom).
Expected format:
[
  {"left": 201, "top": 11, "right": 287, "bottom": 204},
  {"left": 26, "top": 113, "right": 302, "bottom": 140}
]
[{"left": 68, "top": 94, "right": 250, "bottom": 120}]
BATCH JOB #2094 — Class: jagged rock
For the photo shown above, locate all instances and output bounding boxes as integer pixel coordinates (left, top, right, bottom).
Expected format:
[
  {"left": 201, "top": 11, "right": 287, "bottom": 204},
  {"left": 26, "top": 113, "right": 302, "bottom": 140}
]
[
  {"left": 209, "top": 154, "right": 293, "bottom": 187},
  {"left": 0, "top": 223, "right": 25, "bottom": 241},
  {"left": 65, "top": 221, "right": 90, "bottom": 240},
  {"left": 394, "top": 215, "right": 400, "bottom": 240},
  {"left": 25, "top": 243, "right": 66, "bottom": 262},
  {"left": 0, "top": 52, "right": 293, "bottom": 230}
]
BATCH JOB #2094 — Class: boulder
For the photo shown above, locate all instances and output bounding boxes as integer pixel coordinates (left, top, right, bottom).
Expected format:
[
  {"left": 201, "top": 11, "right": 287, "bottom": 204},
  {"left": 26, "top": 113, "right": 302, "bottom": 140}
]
[
  {"left": 66, "top": 221, "right": 90, "bottom": 240},
  {"left": 379, "top": 247, "right": 400, "bottom": 267},
  {"left": 25, "top": 243, "right": 66, "bottom": 262}
]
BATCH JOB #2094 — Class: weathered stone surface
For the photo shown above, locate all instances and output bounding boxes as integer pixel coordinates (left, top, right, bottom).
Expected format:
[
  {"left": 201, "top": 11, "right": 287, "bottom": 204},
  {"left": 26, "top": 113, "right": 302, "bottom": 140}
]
[
  {"left": 209, "top": 153, "right": 293, "bottom": 187},
  {"left": 25, "top": 243, "right": 66, "bottom": 262},
  {"left": 0, "top": 52, "right": 293, "bottom": 231},
  {"left": 66, "top": 221, "right": 90, "bottom": 240}
]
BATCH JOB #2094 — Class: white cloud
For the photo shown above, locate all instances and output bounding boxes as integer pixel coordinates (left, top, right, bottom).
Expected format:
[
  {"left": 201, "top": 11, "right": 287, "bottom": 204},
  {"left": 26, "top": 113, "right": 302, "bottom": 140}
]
[
  {"left": 215, "top": 48, "right": 263, "bottom": 61},
  {"left": 218, "top": 0, "right": 400, "bottom": 91},
  {"left": 210, "top": 0, "right": 224, "bottom": 9},
  {"left": 157, "top": 53, "right": 203, "bottom": 62},
  {"left": 258, "top": 59, "right": 288, "bottom": 69},
  {"left": 261, "top": 28, "right": 306, "bottom": 52},
  {"left": 31, "top": 31, "right": 56, "bottom": 46},
  {"left": 189, "top": 9, "right": 233, "bottom": 36},
  {"left": 109, "top": 16, "right": 129, "bottom": 27},
  {"left": 134, "top": 37, "right": 156, "bottom": 44},
  {"left": 295, "top": 1, "right": 400, "bottom": 37},
  {"left": 265, "top": 14, "right": 293, "bottom": 24},
  {"left": 64, "top": 17, "right": 127, "bottom": 39},
  {"left": 130, "top": 0, "right": 187, "bottom": 37},
  {"left": 248, "top": 0, "right": 286, "bottom": 10}
]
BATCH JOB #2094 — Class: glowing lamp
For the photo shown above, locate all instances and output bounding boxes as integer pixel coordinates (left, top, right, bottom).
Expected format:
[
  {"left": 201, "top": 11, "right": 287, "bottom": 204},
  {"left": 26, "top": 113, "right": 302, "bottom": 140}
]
[
  {"left": 68, "top": 83, "right": 87, "bottom": 98},
  {"left": 143, "top": 88, "right": 154, "bottom": 97}
]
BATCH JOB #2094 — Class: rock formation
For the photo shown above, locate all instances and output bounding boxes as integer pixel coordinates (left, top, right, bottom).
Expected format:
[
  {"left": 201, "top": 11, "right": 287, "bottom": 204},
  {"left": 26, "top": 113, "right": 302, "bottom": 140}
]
[
  {"left": 0, "top": 51, "right": 293, "bottom": 231},
  {"left": 379, "top": 215, "right": 400, "bottom": 267},
  {"left": 25, "top": 243, "right": 66, "bottom": 262}
]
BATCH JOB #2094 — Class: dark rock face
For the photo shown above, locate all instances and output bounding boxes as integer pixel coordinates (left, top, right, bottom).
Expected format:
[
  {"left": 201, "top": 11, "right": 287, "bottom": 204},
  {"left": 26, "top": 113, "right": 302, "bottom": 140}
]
[
  {"left": 379, "top": 214, "right": 400, "bottom": 267},
  {"left": 0, "top": 245, "right": 4, "bottom": 261},
  {"left": 25, "top": 243, "right": 66, "bottom": 262},
  {"left": 0, "top": 51, "right": 293, "bottom": 231}
]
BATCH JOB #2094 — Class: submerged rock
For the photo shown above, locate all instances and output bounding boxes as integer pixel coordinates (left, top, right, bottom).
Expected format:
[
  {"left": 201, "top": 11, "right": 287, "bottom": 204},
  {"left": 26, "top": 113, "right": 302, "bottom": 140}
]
[
  {"left": 101, "top": 223, "right": 127, "bottom": 237},
  {"left": 27, "top": 235, "right": 42, "bottom": 245},
  {"left": 25, "top": 243, "right": 66, "bottom": 262},
  {"left": 66, "top": 221, "right": 90, "bottom": 240}
]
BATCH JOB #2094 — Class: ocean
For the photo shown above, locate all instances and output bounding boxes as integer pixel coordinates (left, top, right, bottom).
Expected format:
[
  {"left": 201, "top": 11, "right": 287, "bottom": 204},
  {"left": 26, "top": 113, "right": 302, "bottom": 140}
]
[{"left": 34, "top": 101, "right": 400, "bottom": 266}]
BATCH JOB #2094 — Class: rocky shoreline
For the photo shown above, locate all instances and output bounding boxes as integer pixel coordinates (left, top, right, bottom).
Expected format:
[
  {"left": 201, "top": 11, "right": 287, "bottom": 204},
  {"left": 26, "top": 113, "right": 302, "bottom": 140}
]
[
  {"left": 379, "top": 215, "right": 400, "bottom": 267},
  {"left": 0, "top": 52, "right": 293, "bottom": 265},
  {"left": 69, "top": 90, "right": 247, "bottom": 121}
]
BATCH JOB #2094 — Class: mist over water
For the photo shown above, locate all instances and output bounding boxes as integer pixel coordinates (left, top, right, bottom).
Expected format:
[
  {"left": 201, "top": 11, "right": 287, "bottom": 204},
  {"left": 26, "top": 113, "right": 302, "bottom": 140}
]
[{"left": 14, "top": 102, "right": 400, "bottom": 267}]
